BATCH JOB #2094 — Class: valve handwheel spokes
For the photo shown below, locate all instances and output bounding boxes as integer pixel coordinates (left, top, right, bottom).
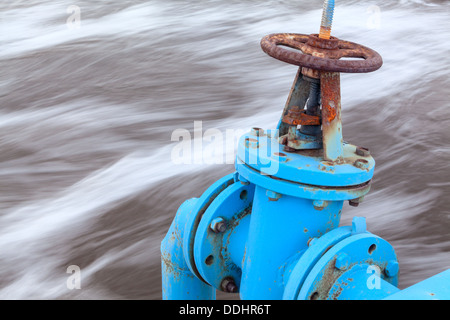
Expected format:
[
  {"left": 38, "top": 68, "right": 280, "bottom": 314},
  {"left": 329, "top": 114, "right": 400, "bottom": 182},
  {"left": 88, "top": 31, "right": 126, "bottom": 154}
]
[{"left": 261, "top": 33, "right": 383, "bottom": 73}]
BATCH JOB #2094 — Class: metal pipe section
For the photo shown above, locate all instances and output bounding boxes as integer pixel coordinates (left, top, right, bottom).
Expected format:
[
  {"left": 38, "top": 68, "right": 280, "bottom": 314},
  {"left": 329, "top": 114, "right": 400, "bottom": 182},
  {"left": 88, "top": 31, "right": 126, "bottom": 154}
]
[
  {"left": 226, "top": 214, "right": 251, "bottom": 271},
  {"left": 239, "top": 185, "right": 343, "bottom": 299},
  {"left": 161, "top": 198, "right": 216, "bottom": 300},
  {"left": 322, "top": 264, "right": 400, "bottom": 300}
]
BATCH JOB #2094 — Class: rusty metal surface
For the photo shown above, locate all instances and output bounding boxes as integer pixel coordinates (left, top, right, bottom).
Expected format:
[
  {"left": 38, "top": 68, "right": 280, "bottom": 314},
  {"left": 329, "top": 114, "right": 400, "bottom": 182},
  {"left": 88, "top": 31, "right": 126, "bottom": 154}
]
[
  {"left": 321, "top": 72, "right": 343, "bottom": 161},
  {"left": 296, "top": 231, "right": 399, "bottom": 300},
  {"left": 285, "top": 127, "right": 323, "bottom": 150},
  {"left": 282, "top": 106, "right": 322, "bottom": 126},
  {"left": 277, "top": 69, "right": 311, "bottom": 136},
  {"left": 260, "top": 33, "right": 383, "bottom": 73}
]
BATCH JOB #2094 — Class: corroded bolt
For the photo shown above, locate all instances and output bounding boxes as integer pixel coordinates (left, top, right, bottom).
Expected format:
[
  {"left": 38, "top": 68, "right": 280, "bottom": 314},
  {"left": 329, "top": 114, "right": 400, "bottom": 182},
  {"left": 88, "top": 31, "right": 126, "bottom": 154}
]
[
  {"left": 349, "top": 199, "right": 359, "bottom": 207},
  {"left": 221, "top": 278, "right": 238, "bottom": 293},
  {"left": 273, "top": 152, "right": 287, "bottom": 162},
  {"left": 349, "top": 197, "right": 364, "bottom": 207},
  {"left": 354, "top": 159, "right": 369, "bottom": 170},
  {"left": 287, "top": 105, "right": 302, "bottom": 118},
  {"left": 385, "top": 260, "right": 399, "bottom": 277},
  {"left": 356, "top": 146, "right": 370, "bottom": 157},
  {"left": 251, "top": 127, "right": 265, "bottom": 137},
  {"left": 238, "top": 175, "right": 250, "bottom": 185},
  {"left": 313, "top": 200, "right": 328, "bottom": 210},
  {"left": 266, "top": 190, "right": 282, "bottom": 201},
  {"left": 210, "top": 217, "right": 227, "bottom": 233},
  {"left": 284, "top": 145, "right": 296, "bottom": 153},
  {"left": 245, "top": 138, "right": 259, "bottom": 148}
]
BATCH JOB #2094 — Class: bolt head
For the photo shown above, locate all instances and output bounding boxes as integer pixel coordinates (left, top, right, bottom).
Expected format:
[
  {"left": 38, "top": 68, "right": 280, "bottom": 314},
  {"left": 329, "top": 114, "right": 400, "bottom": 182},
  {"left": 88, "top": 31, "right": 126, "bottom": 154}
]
[
  {"left": 335, "top": 253, "right": 350, "bottom": 271},
  {"left": 245, "top": 138, "right": 259, "bottom": 148},
  {"left": 313, "top": 200, "right": 328, "bottom": 210},
  {"left": 349, "top": 200, "right": 359, "bottom": 207},
  {"left": 385, "top": 260, "right": 399, "bottom": 277},
  {"left": 356, "top": 146, "right": 370, "bottom": 157},
  {"left": 349, "top": 197, "right": 364, "bottom": 208},
  {"left": 251, "top": 127, "right": 264, "bottom": 137},
  {"left": 210, "top": 217, "right": 227, "bottom": 233},
  {"left": 266, "top": 190, "right": 282, "bottom": 201},
  {"left": 272, "top": 152, "right": 287, "bottom": 162},
  {"left": 354, "top": 159, "right": 369, "bottom": 170},
  {"left": 351, "top": 216, "right": 367, "bottom": 234},
  {"left": 221, "top": 278, "right": 238, "bottom": 293}
]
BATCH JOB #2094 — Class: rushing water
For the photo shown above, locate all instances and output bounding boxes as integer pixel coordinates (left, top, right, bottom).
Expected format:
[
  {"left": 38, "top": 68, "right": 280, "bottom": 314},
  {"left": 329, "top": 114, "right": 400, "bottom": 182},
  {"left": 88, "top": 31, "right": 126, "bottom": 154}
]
[{"left": 0, "top": 0, "right": 449, "bottom": 299}]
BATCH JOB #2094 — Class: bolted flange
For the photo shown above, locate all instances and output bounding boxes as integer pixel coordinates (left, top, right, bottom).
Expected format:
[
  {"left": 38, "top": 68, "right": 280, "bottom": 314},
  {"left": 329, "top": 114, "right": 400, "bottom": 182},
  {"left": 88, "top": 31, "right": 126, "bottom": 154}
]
[{"left": 193, "top": 181, "right": 255, "bottom": 293}]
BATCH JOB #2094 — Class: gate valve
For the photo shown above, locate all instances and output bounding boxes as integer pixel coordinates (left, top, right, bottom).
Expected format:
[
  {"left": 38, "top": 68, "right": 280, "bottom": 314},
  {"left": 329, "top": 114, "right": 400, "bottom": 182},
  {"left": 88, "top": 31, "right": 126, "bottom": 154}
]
[{"left": 260, "top": 1, "right": 383, "bottom": 162}]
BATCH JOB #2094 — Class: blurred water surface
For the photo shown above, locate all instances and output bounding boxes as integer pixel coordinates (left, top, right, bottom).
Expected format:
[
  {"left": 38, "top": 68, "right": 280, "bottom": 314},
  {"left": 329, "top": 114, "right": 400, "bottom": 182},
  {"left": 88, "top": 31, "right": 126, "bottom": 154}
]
[{"left": 0, "top": 0, "right": 449, "bottom": 299}]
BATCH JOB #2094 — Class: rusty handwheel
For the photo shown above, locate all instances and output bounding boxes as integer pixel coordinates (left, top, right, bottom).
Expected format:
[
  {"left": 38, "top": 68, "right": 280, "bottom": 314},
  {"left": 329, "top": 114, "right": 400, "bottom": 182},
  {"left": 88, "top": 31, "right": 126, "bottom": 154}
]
[{"left": 261, "top": 33, "right": 382, "bottom": 73}]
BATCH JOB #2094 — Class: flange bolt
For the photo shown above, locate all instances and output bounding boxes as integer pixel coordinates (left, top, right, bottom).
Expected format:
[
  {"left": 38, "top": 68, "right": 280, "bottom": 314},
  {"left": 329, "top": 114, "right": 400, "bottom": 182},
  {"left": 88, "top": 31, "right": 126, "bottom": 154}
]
[
  {"left": 356, "top": 146, "right": 370, "bottom": 157},
  {"left": 385, "top": 260, "right": 399, "bottom": 277},
  {"left": 210, "top": 217, "right": 227, "bottom": 233},
  {"left": 251, "top": 127, "right": 265, "bottom": 137},
  {"left": 221, "top": 278, "right": 238, "bottom": 293},
  {"left": 335, "top": 252, "right": 350, "bottom": 271}
]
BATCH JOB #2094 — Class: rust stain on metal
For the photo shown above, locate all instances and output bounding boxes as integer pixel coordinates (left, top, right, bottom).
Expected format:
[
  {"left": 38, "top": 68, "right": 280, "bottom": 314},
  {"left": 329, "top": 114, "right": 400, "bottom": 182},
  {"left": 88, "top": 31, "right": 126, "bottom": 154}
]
[
  {"left": 320, "top": 71, "right": 343, "bottom": 161},
  {"left": 161, "top": 253, "right": 182, "bottom": 282},
  {"left": 320, "top": 72, "right": 340, "bottom": 123},
  {"left": 330, "top": 282, "right": 344, "bottom": 300},
  {"left": 186, "top": 178, "right": 234, "bottom": 284},
  {"left": 260, "top": 33, "right": 383, "bottom": 73},
  {"left": 282, "top": 107, "right": 321, "bottom": 126},
  {"left": 309, "top": 257, "right": 343, "bottom": 300},
  {"left": 274, "top": 152, "right": 287, "bottom": 157}
]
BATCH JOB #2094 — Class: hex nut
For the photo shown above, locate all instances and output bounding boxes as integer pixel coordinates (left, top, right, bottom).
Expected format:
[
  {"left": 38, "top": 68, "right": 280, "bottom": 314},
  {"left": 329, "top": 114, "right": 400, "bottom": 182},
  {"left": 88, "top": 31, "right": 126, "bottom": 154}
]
[
  {"left": 355, "top": 146, "right": 370, "bottom": 157},
  {"left": 221, "top": 278, "right": 238, "bottom": 293},
  {"left": 210, "top": 218, "right": 227, "bottom": 233}
]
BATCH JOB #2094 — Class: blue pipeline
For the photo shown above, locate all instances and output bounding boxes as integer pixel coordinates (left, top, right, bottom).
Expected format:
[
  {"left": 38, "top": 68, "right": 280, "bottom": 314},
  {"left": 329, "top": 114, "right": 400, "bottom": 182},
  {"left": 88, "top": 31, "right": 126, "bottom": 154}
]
[
  {"left": 161, "top": 198, "right": 215, "bottom": 300},
  {"left": 240, "top": 185, "right": 343, "bottom": 299},
  {"left": 161, "top": 130, "right": 450, "bottom": 300}
]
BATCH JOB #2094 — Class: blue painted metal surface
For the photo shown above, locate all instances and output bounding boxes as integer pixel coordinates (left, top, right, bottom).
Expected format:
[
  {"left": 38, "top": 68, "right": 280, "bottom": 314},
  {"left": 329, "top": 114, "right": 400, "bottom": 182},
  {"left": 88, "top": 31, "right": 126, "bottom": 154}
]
[
  {"left": 239, "top": 185, "right": 343, "bottom": 299},
  {"left": 160, "top": 0, "right": 450, "bottom": 301},
  {"left": 384, "top": 269, "right": 450, "bottom": 300},
  {"left": 296, "top": 219, "right": 399, "bottom": 300},
  {"left": 161, "top": 198, "right": 215, "bottom": 300},
  {"left": 182, "top": 173, "right": 235, "bottom": 283},
  {"left": 194, "top": 181, "right": 254, "bottom": 292},
  {"left": 237, "top": 131, "right": 375, "bottom": 187}
]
